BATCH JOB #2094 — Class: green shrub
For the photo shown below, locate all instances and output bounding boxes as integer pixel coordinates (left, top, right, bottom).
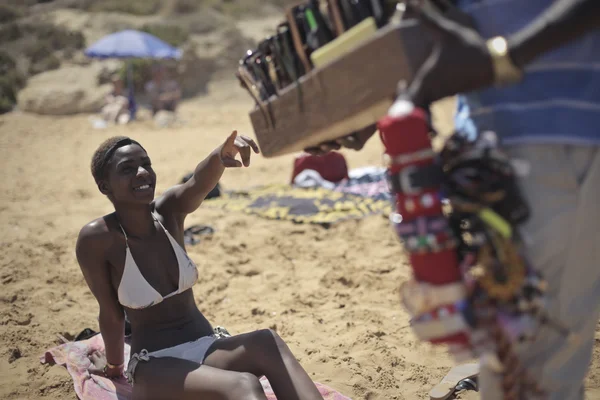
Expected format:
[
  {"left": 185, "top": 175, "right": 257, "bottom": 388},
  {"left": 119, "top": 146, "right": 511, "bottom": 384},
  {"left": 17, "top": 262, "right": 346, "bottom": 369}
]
[
  {"left": 22, "top": 23, "right": 85, "bottom": 50},
  {"left": 50, "top": 28, "right": 85, "bottom": 50},
  {"left": 24, "top": 41, "right": 54, "bottom": 63},
  {"left": 4, "top": 0, "right": 51, "bottom": 6},
  {"left": 0, "top": 53, "right": 27, "bottom": 114},
  {"left": 208, "top": 0, "right": 302, "bottom": 17},
  {"left": 64, "top": 0, "right": 94, "bottom": 11},
  {"left": 0, "top": 23, "right": 23, "bottom": 44},
  {"left": 29, "top": 54, "right": 61, "bottom": 75},
  {"left": 173, "top": 0, "right": 199, "bottom": 14},
  {"left": 18, "top": 24, "right": 84, "bottom": 76},
  {"left": 0, "top": 76, "right": 19, "bottom": 104},
  {"left": 0, "top": 52, "right": 25, "bottom": 91},
  {"left": 0, "top": 75, "right": 23, "bottom": 114},
  {"left": 88, "top": 0, "right": 161, "bottom": 16},
  {"left": 7, "top": 70, "right": 26, "bottom": 90},
  {"left": 0, "top": 5, "right": 22, "bottom": 24},
  {"left": 0, "top": 96, "right": 15, "bottom": 114},
  {"left": 117, "top": 59, "right": 154, "bottom": 93},
  {"left": 209, "top": 0, "right": 275, "bottom": 18},
  {"left": 0, "top": 51, "right": 17, "bottom": 75},
  {"left": 140, "top": 23, "right": 189, "bottom": 47}
]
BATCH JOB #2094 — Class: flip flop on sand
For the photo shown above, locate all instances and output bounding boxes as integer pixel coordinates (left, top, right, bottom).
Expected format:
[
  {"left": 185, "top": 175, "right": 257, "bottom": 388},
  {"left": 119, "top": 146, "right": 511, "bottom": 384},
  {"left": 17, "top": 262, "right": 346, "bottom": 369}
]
[
  {"left": 429, "top": 363, "right": 479, "bottom": 400},
  {"left": 184, "top": 224, "right": 216, "bottom": 245}
]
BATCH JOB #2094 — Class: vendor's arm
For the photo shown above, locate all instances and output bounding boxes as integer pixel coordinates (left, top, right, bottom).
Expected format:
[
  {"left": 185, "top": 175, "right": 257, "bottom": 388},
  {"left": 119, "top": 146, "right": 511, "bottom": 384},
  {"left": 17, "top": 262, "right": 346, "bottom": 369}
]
[
  {"left": 507, "top": 0, "right": 600, "bottom": 68},
  {"left": 304, "top": 123, "right": 378, "bottom": 155},
  {"left": 156, "top": 131, "right": 259, "bottom": 218},
  {"left": 405, "top": 0, "right": 600, "bottom": 106},
  {"left": 76, "top": 223, "right": 125, "bottom": 378},
  {"left": 308, "top": 0, "right": 600, "bottom": 153}
]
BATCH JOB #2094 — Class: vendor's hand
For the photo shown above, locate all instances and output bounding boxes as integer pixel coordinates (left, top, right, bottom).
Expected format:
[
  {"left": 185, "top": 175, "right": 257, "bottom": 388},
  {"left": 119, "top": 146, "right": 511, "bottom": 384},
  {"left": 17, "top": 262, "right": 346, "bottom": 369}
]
[
  {"left": 304, "top": 124, "right": 378, "bottom": 156},
  {"left": 403, "top": 0, "right": 495, "bottom": 108},
  {"left": 219, "top": 130, "right": 260, "bottom": 167}
]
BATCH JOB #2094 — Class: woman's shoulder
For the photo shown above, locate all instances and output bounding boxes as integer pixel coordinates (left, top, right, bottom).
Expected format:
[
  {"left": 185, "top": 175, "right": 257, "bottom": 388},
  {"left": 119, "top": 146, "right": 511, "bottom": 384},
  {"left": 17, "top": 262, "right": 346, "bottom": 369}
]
[{"left": 77, "top": 214, "right": 117, "bottom": 251}]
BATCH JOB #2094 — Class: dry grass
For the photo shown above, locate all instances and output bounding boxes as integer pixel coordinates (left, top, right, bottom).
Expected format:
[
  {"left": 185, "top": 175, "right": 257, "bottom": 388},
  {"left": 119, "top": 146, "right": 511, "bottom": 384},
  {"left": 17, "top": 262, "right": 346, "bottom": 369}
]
[
  {"left": 140, "top": 23, "right": 189, "bottom": 46},
  {"left": 86, "top": 0, "right": 162, "bottom": 16}
]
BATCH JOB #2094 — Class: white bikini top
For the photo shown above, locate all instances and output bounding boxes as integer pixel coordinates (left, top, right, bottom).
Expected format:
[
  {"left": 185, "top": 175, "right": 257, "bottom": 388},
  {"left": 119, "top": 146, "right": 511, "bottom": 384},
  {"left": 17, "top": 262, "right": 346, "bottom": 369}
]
[{"left": 117, "top": 215, "right": 198, "bottom": 309}]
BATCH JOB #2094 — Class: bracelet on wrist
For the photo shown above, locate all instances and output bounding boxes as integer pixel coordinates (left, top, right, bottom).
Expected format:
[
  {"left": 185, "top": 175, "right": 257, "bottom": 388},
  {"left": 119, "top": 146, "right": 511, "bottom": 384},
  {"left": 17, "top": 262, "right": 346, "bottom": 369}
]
[
  {"left": 103, "top": 361, "right": 124, "bottom": 377},
  {"left": 106, "top": 361, "right": 124, "bottom": 369}
]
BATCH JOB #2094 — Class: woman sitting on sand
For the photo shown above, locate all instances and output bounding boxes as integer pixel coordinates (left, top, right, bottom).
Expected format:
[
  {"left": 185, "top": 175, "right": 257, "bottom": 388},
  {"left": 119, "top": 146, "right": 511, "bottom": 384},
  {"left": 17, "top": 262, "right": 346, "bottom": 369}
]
[
  {"left": 101, "top": 76, "right": 130, "bottom": 125},
  {"left": 76, "top": 132, "right": 324, "bottom": 400}
]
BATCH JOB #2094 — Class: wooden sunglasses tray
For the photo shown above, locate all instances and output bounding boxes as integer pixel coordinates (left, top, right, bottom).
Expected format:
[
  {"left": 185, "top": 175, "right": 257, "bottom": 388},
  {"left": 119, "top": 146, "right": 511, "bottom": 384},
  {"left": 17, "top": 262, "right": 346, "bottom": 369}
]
[{"left": 248, "top": 19, "right": 433, "bottom": 158}]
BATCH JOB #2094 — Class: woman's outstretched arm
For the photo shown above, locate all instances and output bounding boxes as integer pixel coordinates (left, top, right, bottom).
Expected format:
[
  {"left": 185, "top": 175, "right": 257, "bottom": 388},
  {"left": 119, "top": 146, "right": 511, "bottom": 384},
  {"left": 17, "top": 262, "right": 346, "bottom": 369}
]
[
  {"left": 156, "top": 130, "right": 259, "bottom": 219},
  {"left": 76, "top": 221, "right": 125, "bottom": 378}
]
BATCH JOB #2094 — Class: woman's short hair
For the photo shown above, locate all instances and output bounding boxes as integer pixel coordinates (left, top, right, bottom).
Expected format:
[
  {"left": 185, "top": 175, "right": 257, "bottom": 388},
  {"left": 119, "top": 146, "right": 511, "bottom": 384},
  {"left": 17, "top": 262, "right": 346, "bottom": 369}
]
[{"left": 90, "top": 136, "right": 145, "bottom": 183}]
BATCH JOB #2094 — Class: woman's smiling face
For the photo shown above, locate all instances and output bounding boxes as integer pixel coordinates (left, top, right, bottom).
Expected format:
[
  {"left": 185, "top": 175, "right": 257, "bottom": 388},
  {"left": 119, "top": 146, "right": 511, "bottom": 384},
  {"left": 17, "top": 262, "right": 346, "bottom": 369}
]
[{"left": 104, "top": 144, "right": 157, "bottom": 205}]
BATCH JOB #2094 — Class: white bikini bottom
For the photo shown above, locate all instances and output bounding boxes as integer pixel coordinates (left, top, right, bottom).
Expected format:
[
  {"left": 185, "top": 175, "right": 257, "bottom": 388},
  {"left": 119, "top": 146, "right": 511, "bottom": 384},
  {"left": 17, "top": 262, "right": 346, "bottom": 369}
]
[{"left": 126, "top": 327, "right": 231, "bottom": 384}]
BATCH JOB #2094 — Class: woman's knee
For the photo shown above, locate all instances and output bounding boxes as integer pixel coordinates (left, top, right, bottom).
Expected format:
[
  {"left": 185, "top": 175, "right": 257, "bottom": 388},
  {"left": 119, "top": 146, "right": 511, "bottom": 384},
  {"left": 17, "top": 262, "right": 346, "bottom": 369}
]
[
  {"left": 249, "top": 329, "right": 294, "bottom": 366},
  {"left": 256, "top": 328, "right": 283, "bottom": 346},
  {"left": 228, "top": 372, "right": 265, "bottom": 400},
  {"left": 252, "top": 329, "right": 289, "bottom": 354}
]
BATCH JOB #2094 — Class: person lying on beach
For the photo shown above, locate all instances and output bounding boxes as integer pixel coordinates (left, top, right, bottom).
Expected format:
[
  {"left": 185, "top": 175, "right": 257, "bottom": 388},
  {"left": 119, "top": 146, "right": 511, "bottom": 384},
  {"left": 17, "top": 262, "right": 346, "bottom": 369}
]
[{"left": 76, "top": 132, "right": 324, "bottom": 400}]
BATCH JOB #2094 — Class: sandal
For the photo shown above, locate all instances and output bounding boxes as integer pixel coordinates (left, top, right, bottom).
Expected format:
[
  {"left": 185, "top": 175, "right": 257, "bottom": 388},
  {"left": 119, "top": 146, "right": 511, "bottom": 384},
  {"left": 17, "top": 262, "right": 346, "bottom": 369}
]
[
  {"left": 429, "top": 363, "right": 479, "bottom": 400},
  {"left": 184, "top": 224, "right": 215, "bottom": 245}
]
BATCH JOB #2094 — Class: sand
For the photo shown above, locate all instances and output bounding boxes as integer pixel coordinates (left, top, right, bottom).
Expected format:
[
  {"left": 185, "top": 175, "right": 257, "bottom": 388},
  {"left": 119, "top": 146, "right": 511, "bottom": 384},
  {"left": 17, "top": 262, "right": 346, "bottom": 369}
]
[{"left": 1, "top": 81, "right": 599, "bottom": 400}]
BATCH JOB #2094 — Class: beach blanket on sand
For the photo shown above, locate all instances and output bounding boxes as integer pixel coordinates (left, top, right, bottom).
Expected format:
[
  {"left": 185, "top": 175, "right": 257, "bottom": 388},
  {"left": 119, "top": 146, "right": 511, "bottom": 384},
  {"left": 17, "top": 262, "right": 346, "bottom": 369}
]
[
  {"left": 204, "top": 184, "right": 391, "bottom": 225},
  {"left": 41, "top": 334, "right": 351, "bottom": 400},
  {"left": 294, "top": 167, "right": 392, "bottom": 202}
]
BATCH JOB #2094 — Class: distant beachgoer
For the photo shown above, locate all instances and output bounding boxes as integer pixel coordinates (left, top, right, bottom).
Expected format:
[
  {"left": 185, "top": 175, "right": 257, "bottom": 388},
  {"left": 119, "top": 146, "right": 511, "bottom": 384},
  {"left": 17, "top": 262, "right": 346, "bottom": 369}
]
[
  {"left": 101, "top": 76, "right": 130, "bottom": 125},
  {"left": 145, "top": 64, "right": 181, "bottom": 116},
  {"left": 76, "top": 131, "right": 324, "bottom": 399}
]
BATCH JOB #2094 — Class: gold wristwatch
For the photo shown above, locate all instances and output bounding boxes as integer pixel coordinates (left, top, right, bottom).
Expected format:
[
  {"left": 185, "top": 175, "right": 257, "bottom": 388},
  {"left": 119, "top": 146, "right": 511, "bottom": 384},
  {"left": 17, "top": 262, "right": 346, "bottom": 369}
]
[{"left": 486, "top": 36, "right": 523, "bottom": 86}]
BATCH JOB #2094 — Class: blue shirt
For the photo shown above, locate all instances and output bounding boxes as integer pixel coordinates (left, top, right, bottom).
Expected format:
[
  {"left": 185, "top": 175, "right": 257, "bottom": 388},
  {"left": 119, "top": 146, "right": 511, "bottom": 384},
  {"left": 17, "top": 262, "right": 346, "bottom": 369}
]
[{"left": 454, "top": 0, "right": 600, "bottom": 146}]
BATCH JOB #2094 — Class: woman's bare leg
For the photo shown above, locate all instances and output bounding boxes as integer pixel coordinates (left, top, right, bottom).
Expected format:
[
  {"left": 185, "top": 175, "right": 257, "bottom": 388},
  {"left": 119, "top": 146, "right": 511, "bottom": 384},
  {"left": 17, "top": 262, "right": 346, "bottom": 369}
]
[
  {"left": 203, "top": 329, "right": 323, "bottom": 400},
  {"left": 133, "top": 357, "right": 268, "bottom": 400}
]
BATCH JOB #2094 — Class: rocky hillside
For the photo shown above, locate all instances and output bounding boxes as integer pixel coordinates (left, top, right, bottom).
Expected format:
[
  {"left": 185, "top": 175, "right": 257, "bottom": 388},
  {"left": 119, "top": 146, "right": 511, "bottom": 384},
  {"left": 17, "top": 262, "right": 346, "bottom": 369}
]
[{"left": 0, "top": 0, "right": 298, "bottom": 115}]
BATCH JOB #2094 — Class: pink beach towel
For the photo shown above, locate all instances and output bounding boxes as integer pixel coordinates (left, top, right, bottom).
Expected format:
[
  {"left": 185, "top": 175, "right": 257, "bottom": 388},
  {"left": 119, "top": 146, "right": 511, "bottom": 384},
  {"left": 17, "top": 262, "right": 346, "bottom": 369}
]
[{"left": 41, "top": 334, "right": 351, "bottom": 400}]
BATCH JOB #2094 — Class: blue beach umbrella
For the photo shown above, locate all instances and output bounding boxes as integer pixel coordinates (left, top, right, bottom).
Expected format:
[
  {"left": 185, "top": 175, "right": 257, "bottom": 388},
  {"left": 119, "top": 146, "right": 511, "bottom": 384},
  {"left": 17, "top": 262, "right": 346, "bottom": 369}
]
[
  {"left": 84, "top": 29, "right": 182, "bottom": 59},
  {"left": 85, "top": 30, "right": 182, "bottom": 119}
]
